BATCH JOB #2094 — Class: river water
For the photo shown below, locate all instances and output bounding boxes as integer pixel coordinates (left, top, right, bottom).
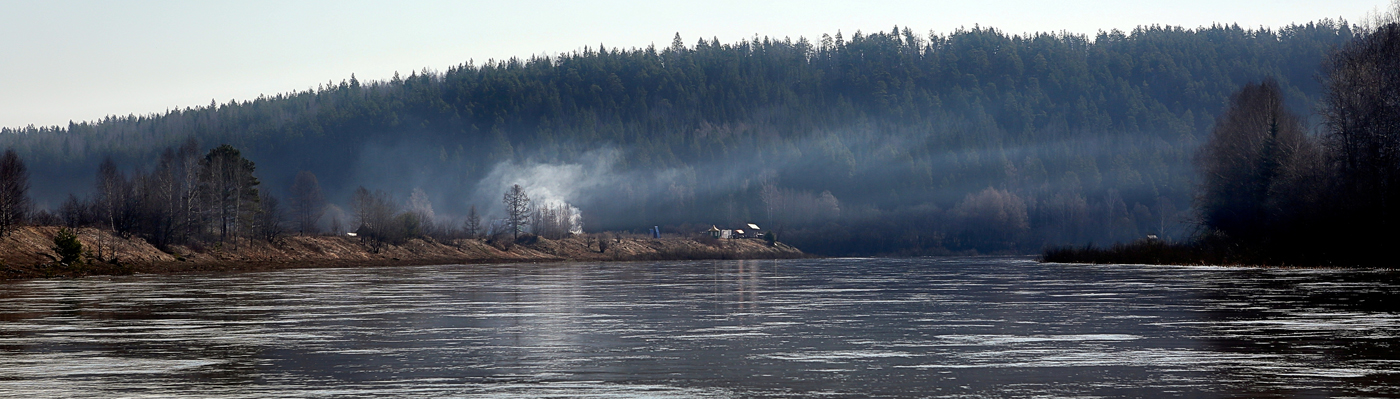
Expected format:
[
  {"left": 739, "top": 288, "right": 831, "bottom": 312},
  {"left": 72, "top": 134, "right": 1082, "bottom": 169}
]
[{"left": 1, "top": 257, "right": 1398, "bottom": 397}]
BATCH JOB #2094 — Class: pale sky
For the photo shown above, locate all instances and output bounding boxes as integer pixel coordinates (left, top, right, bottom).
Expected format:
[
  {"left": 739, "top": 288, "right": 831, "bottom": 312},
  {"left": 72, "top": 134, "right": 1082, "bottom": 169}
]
[{"left": 0, "top": 0, "right": 1388, "bottom": 128}]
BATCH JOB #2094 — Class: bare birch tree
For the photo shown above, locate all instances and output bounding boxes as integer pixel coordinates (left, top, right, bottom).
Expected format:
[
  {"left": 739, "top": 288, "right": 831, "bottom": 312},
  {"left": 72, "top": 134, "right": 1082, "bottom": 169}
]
[
  {"left": 0, "top": 149, "right": 30, "bottom": 236},
  {"left": 198, "top": 145, "right": 260, "bottom": 243}
]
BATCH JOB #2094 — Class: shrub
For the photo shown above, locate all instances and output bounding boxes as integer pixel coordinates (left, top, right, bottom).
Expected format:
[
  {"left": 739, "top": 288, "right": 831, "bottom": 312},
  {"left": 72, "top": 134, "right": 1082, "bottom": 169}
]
[{"left": 52, "top": 228, "right": 83, "bottom": 266}]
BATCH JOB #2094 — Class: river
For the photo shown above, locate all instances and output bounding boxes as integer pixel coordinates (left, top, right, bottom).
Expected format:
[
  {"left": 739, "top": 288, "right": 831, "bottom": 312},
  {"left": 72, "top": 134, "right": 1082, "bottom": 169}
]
[{"left": 1, "top": 257, "right": 1398, "bottom": 397}]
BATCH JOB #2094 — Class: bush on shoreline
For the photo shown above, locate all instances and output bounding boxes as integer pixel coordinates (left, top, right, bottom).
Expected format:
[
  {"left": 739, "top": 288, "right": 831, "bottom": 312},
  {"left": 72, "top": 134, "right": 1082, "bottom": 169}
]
[
  {"left": 1040, "top": 234, "right": 1369, "bottom": 268},
  {"left": 1041, "top": 238, "right": 1229, "bottom": 266}
]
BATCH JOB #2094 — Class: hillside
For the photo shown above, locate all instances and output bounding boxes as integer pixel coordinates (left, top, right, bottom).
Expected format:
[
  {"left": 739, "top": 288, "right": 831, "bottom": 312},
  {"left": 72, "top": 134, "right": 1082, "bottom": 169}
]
[{"left": 0, "top": 22, "right": 1358, "bottom": 255}]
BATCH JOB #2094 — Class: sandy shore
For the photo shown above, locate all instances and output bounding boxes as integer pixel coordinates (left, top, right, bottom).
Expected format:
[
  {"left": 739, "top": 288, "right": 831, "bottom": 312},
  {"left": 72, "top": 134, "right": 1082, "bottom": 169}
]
[{"left": 1, "top": 226, "right": 808, "bottom": 280}]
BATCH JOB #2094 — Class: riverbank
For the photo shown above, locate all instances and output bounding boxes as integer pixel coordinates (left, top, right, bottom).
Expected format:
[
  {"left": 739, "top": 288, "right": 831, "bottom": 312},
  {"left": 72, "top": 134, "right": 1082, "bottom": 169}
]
[
  {"left": 1041, "top": 239, "right": 1233, "bottom": 266},
  {"left": 0, "top": 226, "right": 809, "bottom": 280},
  {"left": 1039, "top": 237, "right": 1370, "bottom": 268}
]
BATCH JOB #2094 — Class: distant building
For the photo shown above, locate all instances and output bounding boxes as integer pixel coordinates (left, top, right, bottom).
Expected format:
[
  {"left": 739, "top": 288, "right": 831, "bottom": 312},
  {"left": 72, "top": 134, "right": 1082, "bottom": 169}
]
[
  {"left": 739, "top": 223, "right": 762, "bottom": 238},
  {"left": 710, "top": 223, "right": 760, "bottom": 239}
]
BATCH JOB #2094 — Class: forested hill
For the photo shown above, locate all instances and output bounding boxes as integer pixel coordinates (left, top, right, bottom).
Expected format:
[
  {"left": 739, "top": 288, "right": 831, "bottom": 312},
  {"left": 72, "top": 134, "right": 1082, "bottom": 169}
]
[{"left": 0, "top": 22, "right": 1357, "bottom": 255}]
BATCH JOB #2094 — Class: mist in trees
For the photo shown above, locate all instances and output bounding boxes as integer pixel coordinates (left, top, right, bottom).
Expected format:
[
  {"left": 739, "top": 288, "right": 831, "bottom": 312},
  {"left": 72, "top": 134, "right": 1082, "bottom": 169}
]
[
  {"left": 0, "top": 19, "right": 1377, "bottom": 256},
  {"left": 951, "top": 188, "right": 1029, "bottom": 251},
  {"left": 532, "top": 203, "right": 579, "bottom": 239}
]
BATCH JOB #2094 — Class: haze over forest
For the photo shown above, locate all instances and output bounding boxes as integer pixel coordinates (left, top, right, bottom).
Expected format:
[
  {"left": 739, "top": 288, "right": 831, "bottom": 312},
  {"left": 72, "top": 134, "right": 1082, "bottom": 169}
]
[{"left": 0, "top": 21, "right": 1363, "bottom": 255}]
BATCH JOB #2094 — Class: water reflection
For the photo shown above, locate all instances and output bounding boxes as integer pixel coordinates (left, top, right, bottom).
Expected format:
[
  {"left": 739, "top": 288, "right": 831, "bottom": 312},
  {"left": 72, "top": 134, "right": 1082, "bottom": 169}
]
[{"left": 0, "top": 258, "right": 1398, "bottom": 397}]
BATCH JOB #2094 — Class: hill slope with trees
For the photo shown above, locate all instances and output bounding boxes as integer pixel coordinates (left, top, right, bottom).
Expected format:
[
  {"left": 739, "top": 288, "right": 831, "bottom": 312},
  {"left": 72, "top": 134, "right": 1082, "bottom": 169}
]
[{"left": 0, "top": 21, "right": 1360, "bottom": 255}]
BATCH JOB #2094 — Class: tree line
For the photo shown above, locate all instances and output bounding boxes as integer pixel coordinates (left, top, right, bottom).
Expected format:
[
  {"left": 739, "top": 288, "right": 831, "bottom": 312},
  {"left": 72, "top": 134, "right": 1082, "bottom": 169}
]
[
  {"left": 0, "top": 140, "right": 585, "bottom": 259},
  {"left": 6, "top": 140, "right": 279, "bottom": 253}
]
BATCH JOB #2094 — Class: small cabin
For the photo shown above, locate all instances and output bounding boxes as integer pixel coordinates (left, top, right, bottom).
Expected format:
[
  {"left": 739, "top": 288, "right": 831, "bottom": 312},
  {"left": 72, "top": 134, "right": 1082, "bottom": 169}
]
[
  {"left": 707, "top": 225, "right": 736, "bottom": 239},
  {"left": 740, "top": 223, "right": 762, "bottom": 238},
  {"left": 708, "top": 223, "right": 762, "bottom": 239}
]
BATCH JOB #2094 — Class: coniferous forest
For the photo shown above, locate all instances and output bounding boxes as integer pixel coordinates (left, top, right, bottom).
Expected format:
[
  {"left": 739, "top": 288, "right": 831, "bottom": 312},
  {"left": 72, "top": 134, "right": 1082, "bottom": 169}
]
[{"left": 0, "top": 21, "right": 1379, "bottom": 257}]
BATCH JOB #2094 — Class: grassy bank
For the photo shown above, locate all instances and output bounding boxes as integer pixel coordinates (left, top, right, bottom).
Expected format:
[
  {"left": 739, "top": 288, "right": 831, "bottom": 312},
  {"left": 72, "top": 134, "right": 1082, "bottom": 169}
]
[{"left": 0, "top": 226, "right": 808, "bottom": 280}]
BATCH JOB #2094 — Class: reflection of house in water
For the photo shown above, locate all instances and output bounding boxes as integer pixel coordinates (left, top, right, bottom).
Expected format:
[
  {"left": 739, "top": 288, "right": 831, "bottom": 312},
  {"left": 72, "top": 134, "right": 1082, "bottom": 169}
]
[
  {"left": 708, "top": 223, "right": 763, "bottom": 239},
  {"left": 733, "top": 259, "right": 760, "bottom": 310},
  {"left": 712, "top": 259, "right": 764, "bottom": 312}
]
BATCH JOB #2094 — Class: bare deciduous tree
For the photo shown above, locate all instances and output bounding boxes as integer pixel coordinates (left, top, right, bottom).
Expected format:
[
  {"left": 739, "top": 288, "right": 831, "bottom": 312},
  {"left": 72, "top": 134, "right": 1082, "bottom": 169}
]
[
  {"left": 288, "top": 170, "right": 325, "bottom": 235},
  {"left": 531, "top": 202, "right": 577, "bottom": 239},
  {"left": 254, "top": 191, "right": 285, "bottom": 242},
  {"left": 58, "top": 194, "right": 91, "bottom": 228},
  {"left": 463, "top": 205, "right": 481, "bottom": 239},
  {"left": 502, "top": 184, "right": 530, "bottom": 239},
  {"left": 140, "top": 139, "right": 201, "bottom": 248},
  {"left": 0, "top": 149, "right": 30, "bottom": 236},
  {"left": 1199, "top": 79, "right": 1314, "bottom": 241},
  {"left": 1322, "top": 22, "right": 1400, "bottom": 230},
  {"left": 93, "top": 156, "right": 151, "bottom": 245},
  {"left": 351, "top": 186, "right": 399, "bottom": 252}
]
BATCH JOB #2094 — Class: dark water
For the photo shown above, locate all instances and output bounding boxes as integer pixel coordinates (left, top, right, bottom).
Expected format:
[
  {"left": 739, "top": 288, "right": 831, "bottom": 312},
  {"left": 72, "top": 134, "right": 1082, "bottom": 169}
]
[{"left": 2, "top": 257, "right": 1399, "bottom": 398}]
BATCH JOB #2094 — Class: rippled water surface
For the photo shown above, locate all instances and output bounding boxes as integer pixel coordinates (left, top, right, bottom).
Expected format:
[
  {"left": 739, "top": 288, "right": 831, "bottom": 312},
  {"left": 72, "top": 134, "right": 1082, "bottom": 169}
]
[{"left": 2, "top": 257, "right": 1400, "bottom": 397}]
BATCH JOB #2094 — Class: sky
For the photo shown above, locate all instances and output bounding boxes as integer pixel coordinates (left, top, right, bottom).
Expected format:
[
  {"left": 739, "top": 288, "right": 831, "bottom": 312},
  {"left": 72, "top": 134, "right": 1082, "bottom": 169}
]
[{"left": 0, "top": 0, "right": 1390, "bottom": 128}]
